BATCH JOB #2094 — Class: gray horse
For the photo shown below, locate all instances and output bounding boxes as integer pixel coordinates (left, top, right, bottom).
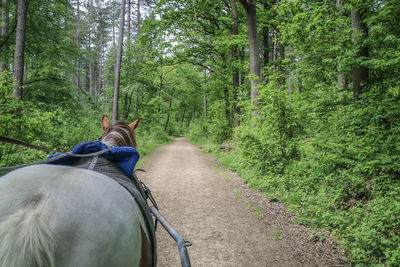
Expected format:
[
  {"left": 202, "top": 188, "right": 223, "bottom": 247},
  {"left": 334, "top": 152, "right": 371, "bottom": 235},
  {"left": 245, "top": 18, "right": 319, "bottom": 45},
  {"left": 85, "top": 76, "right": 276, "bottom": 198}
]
[{"left": 0, "top": 115, "right": 153, "bottom": 267}]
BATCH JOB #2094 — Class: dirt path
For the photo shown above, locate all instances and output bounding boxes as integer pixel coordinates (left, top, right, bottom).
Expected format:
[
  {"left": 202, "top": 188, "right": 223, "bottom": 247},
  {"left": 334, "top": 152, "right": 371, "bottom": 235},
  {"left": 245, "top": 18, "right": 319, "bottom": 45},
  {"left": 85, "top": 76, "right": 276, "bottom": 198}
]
[{"left": 139, "top": 137, "right": 348, "bottom": 267}]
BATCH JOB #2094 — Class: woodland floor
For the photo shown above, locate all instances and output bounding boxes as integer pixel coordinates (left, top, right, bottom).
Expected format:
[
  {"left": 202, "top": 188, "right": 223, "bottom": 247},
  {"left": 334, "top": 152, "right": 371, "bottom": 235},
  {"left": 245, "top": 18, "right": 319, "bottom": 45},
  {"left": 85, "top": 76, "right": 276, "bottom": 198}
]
[{"left": 139, "top": 137, "right": 349, "bottom": 267}]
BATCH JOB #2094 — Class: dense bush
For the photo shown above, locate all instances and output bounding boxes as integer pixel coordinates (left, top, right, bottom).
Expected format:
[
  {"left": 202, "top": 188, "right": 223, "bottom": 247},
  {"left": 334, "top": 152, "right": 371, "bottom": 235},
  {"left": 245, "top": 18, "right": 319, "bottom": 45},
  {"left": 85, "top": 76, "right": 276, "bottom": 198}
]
[{"left": 0, "top": 72, "right": 101, "bottom": 166}]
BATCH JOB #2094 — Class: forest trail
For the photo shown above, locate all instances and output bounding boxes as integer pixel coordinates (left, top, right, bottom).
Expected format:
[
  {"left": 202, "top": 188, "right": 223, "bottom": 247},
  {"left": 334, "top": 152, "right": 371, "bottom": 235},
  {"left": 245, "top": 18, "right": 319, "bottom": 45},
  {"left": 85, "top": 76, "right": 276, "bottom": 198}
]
[{"left": 139, "top": 137, "right": 348, "bottom": 267}]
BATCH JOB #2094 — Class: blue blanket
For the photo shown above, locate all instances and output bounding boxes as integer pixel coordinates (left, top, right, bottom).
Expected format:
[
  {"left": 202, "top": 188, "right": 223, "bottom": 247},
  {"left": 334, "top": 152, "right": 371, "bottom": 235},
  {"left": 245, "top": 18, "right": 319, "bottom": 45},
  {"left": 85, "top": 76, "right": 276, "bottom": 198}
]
[{"left": 48, "top": 141, "right": 140, "bottom": 178}]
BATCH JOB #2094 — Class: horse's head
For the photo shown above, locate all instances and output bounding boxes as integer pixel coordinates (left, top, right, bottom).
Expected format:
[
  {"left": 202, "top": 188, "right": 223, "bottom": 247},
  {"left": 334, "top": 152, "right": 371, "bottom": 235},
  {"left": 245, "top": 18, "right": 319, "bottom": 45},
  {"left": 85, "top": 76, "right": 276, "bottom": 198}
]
[{"left": 99, "top": 114, "right": 142, "bottom": 148}]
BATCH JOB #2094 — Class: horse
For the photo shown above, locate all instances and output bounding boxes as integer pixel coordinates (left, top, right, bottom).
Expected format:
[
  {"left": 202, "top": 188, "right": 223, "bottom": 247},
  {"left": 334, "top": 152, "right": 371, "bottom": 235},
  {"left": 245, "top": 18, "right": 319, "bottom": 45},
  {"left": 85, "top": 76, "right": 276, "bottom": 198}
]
[{"left": 0, "top": 115, "right": 154, "bottom": 267}]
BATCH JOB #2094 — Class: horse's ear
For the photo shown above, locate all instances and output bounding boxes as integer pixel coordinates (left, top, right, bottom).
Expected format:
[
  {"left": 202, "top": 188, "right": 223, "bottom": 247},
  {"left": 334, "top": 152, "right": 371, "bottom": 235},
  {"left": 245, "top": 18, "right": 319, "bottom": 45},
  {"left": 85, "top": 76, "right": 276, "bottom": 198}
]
[
  {"left": 101, "top": 114, "right": 111, "bottom": 130},
  {"left": 129, "top": 117, "right": 143, "bottom": 130}
]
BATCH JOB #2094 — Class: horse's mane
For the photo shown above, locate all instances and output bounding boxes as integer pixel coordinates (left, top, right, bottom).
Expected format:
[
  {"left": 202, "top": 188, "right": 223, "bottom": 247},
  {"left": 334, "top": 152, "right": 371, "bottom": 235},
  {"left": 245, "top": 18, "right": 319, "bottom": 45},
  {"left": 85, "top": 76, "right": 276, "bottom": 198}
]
[{"left": 100, "top": 121, "right": 137, "bottom": 148}]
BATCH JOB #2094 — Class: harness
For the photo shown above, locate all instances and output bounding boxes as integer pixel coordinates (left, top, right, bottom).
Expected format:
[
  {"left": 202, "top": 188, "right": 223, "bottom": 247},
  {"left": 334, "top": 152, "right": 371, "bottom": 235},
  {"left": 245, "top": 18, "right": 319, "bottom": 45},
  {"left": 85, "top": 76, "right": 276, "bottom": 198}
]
[{"left": 72, "top": 155, "right": 157, "bottom": 267}]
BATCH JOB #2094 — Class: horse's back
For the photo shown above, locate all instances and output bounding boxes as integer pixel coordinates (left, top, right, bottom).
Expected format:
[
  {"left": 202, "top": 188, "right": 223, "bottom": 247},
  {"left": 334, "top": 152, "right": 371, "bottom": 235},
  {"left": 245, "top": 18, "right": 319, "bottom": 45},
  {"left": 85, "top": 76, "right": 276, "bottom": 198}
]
[{"left": 0, "top": 164, "right": 144, "bottom": 267}]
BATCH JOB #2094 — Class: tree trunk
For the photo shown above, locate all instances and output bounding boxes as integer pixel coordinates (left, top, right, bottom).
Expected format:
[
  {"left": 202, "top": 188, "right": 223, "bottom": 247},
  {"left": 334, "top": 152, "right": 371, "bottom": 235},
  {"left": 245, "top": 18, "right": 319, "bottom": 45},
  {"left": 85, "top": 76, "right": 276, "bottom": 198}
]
[
  {"left": 224, "top": 83, "right": 230, "bottom": 121},
  {"left": 136, "top": 0, "right": 141, "bottom": 37},
  {"left": 297, "top": 70, "right": 302, "bottom": 93},
  {"left": 98, "top": 30, "right": 103, "bottom": 95},
  {"left": 231, "top": 0, "right": 240, "bottom": 126},
  {"left": 262, "top": 1, "right": 269, "bottom": 69},
  {"left": 278, "top": 42, "right": 285, "bottom": 86},
  {"left": 351, "top": 6, "right": 368, "bottom": 100},
  {"left": 13, "top": 0, "right": 29, "bottom": 99},
  {"left": 88, "top": 6, "right": 94, "bottom": 97},
  {"left": 273, "top": 29, "right": 278, "bottom": 63},
  {"left": 288, "top": 71, "right": 292, "bottom": 98},
  {"left": 89, "top": 63, "right": 94, "bottom": 96},
  {"left": 238, "top": 0, "right": 260, "bottom": 106},
  {"left": 127, "top": 0, "right": 131, "bottom": 42},
  {"left": 123, "top": 93, "right": 128, "bottom": 120},
  {"left": 336, "top": 0, "right": 347, "bottom": 90},
  {"left": 76, "top": 0, "right": 81, "bottom": 92},
  {"left": 239, "top": 46, "right": 246, "bottom": 86},
  {"left": 0, "top": 0, "right": 10, "bottom": 72},
  {"left": 203, "top": 69, "right": 207, "bottom": 120},
  {"left": 164, "top": 96, "right": 173, "bottom": 132},
  {"left": 112, "top": 0, "right": 126, "bottom": 121},
  {"left": 125, "top": 90, "right": 133, "bottom": 119}
]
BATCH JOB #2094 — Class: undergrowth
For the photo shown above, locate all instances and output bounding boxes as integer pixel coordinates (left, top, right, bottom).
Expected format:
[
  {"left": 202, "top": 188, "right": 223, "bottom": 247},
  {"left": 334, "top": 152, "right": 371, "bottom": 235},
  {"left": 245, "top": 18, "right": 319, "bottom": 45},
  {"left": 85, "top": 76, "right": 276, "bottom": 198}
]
[{"left": 187, "top": 86, "right": 400, "bottom": 265}]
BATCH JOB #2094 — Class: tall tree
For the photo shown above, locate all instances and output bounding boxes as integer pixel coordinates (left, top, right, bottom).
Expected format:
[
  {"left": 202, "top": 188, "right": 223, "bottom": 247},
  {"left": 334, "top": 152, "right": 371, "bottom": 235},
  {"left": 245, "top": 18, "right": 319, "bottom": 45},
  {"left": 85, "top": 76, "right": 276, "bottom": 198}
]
[
  {"left": 136, "top": 0, "right": 141, "bottom": 37},
  {"left": 336, "top": 0, "right": 347, "bottom": 90},
  {"left": 98, "top": 28, "right": 103, "bottom": 95},
  {"left": 0, "top": 0, "right": 9, "bottom": 72},
  {"left": 112, "top": 0, "right": 126, "bottom": 121},
  {"left": 127, "top": 0, "right": 131, "bottom": 42},
  {"left": 231, "top": 0, "right": 240, "bottom": 126},
  {"left": 238, "top": 0, "right": 261, "bottom": 106},
  {"left": 261, "top": 0, "right": 270, "bottom": 69},
  {"left": 13, "top": 0, "right": 29, "bottom": 99},
  {"left": 351, "top": 5, "right": 368, "bottom": 100},
  {"left": 203, "top": 69, "right": 207, "bottom": 120},
  {"left": 87, "top": 0, "right": 94, "bottom": 97},
  {"left": 76, "top": 0, "right": 81, "bottom": 94}
]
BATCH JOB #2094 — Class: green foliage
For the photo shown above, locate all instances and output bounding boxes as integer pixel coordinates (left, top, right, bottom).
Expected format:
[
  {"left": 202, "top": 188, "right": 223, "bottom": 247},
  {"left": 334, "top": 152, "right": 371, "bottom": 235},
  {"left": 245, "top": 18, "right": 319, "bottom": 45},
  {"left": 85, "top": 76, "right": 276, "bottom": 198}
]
[
  {"left": 0, "top": 71, "right": 101, "bottom": 166},
  {"left": 205, "top": 101, "right": 233, "bottom": 143},
  {"left": 234, "top": 83, "right": 302, "bottom": 176}
]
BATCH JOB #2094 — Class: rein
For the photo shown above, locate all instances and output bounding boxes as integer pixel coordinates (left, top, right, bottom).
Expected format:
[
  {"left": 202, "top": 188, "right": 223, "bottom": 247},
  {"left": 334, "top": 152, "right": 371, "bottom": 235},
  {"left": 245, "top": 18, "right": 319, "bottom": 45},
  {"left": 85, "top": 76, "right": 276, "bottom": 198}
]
[
  {"left": 0, "top": 135, "right": 111, "bottom": 173},
  {"left": 0, "top": 135, "right": 59, "bottom": 153}
]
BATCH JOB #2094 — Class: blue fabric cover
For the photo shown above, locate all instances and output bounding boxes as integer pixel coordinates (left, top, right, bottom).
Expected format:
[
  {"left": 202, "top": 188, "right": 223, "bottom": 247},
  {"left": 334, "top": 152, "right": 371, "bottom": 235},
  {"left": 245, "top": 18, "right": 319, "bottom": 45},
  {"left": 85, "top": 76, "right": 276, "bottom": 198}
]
[{"left": 48, "top": 141, "right": 140, "bottom": 178}]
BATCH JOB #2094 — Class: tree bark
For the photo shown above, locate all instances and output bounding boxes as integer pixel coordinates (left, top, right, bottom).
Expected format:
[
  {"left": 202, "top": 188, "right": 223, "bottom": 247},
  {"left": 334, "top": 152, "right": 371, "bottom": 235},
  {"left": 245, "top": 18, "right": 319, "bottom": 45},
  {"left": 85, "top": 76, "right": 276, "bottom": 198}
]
[
  {"left": 136, "top": 0, "right": 141, "bottom": 37},
  {"left": 112, "top": 0, "right": 126, "bottom": 121},
  {"left": 278, "top": 42, "right": 285, "bottom": 86},
  {"left": 98, "top": 27, "right": 103, "bottom": 95},
  {"left": 336, "top": 0, "right": 347, "bottom": 90},
  {"left": 231, "top": 0, "right": 240, "bottom": 126},
  {"left": 164, "top": 95, "right": 173, "bottom": 132},
  {"left": 76, "top": 0, "right": 81, "bottom": 90},
  {"left": 127, "top": 0, "right": 131, "bottom": 42},
  {"left": 224, "top": 81, "right": 231, "bottom": 121},
  {"left": 238, "top": 0, "right": 260, "bottom": 106},
  {"left": 0, "top": 0, "right": 10, "bottom": 72},
  {"left": 123, "top": 92, "right": 128, "bottom": 120},
  {"left": 262, "top": 1, "right": 269, "bottom": 69},
  {"left": 203, "top": 69, "right": 207, "bottom": 120},
  {"left": 126, "top": 90, "right": 133, "bottom": 119},
  {"left": 273, "top": 28, "right": 278, "bottom": 63},
  {"left": 88, "top": 2, "right": 94, "bottom": 97},
  {"left": 13, "top": 0, "right": 29, "bottom": 99},
  {"left": 89, "top": 63, "right": 94, "bottom": 96},
  {"left": 351, "top": 6, "right": 368, "bottom": 100},
  {"left": 297, "top": 70, "right": 302, "bottom": 93},
  {"left": 288, "top": 71, "right": 292, "bottom": 98}
]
